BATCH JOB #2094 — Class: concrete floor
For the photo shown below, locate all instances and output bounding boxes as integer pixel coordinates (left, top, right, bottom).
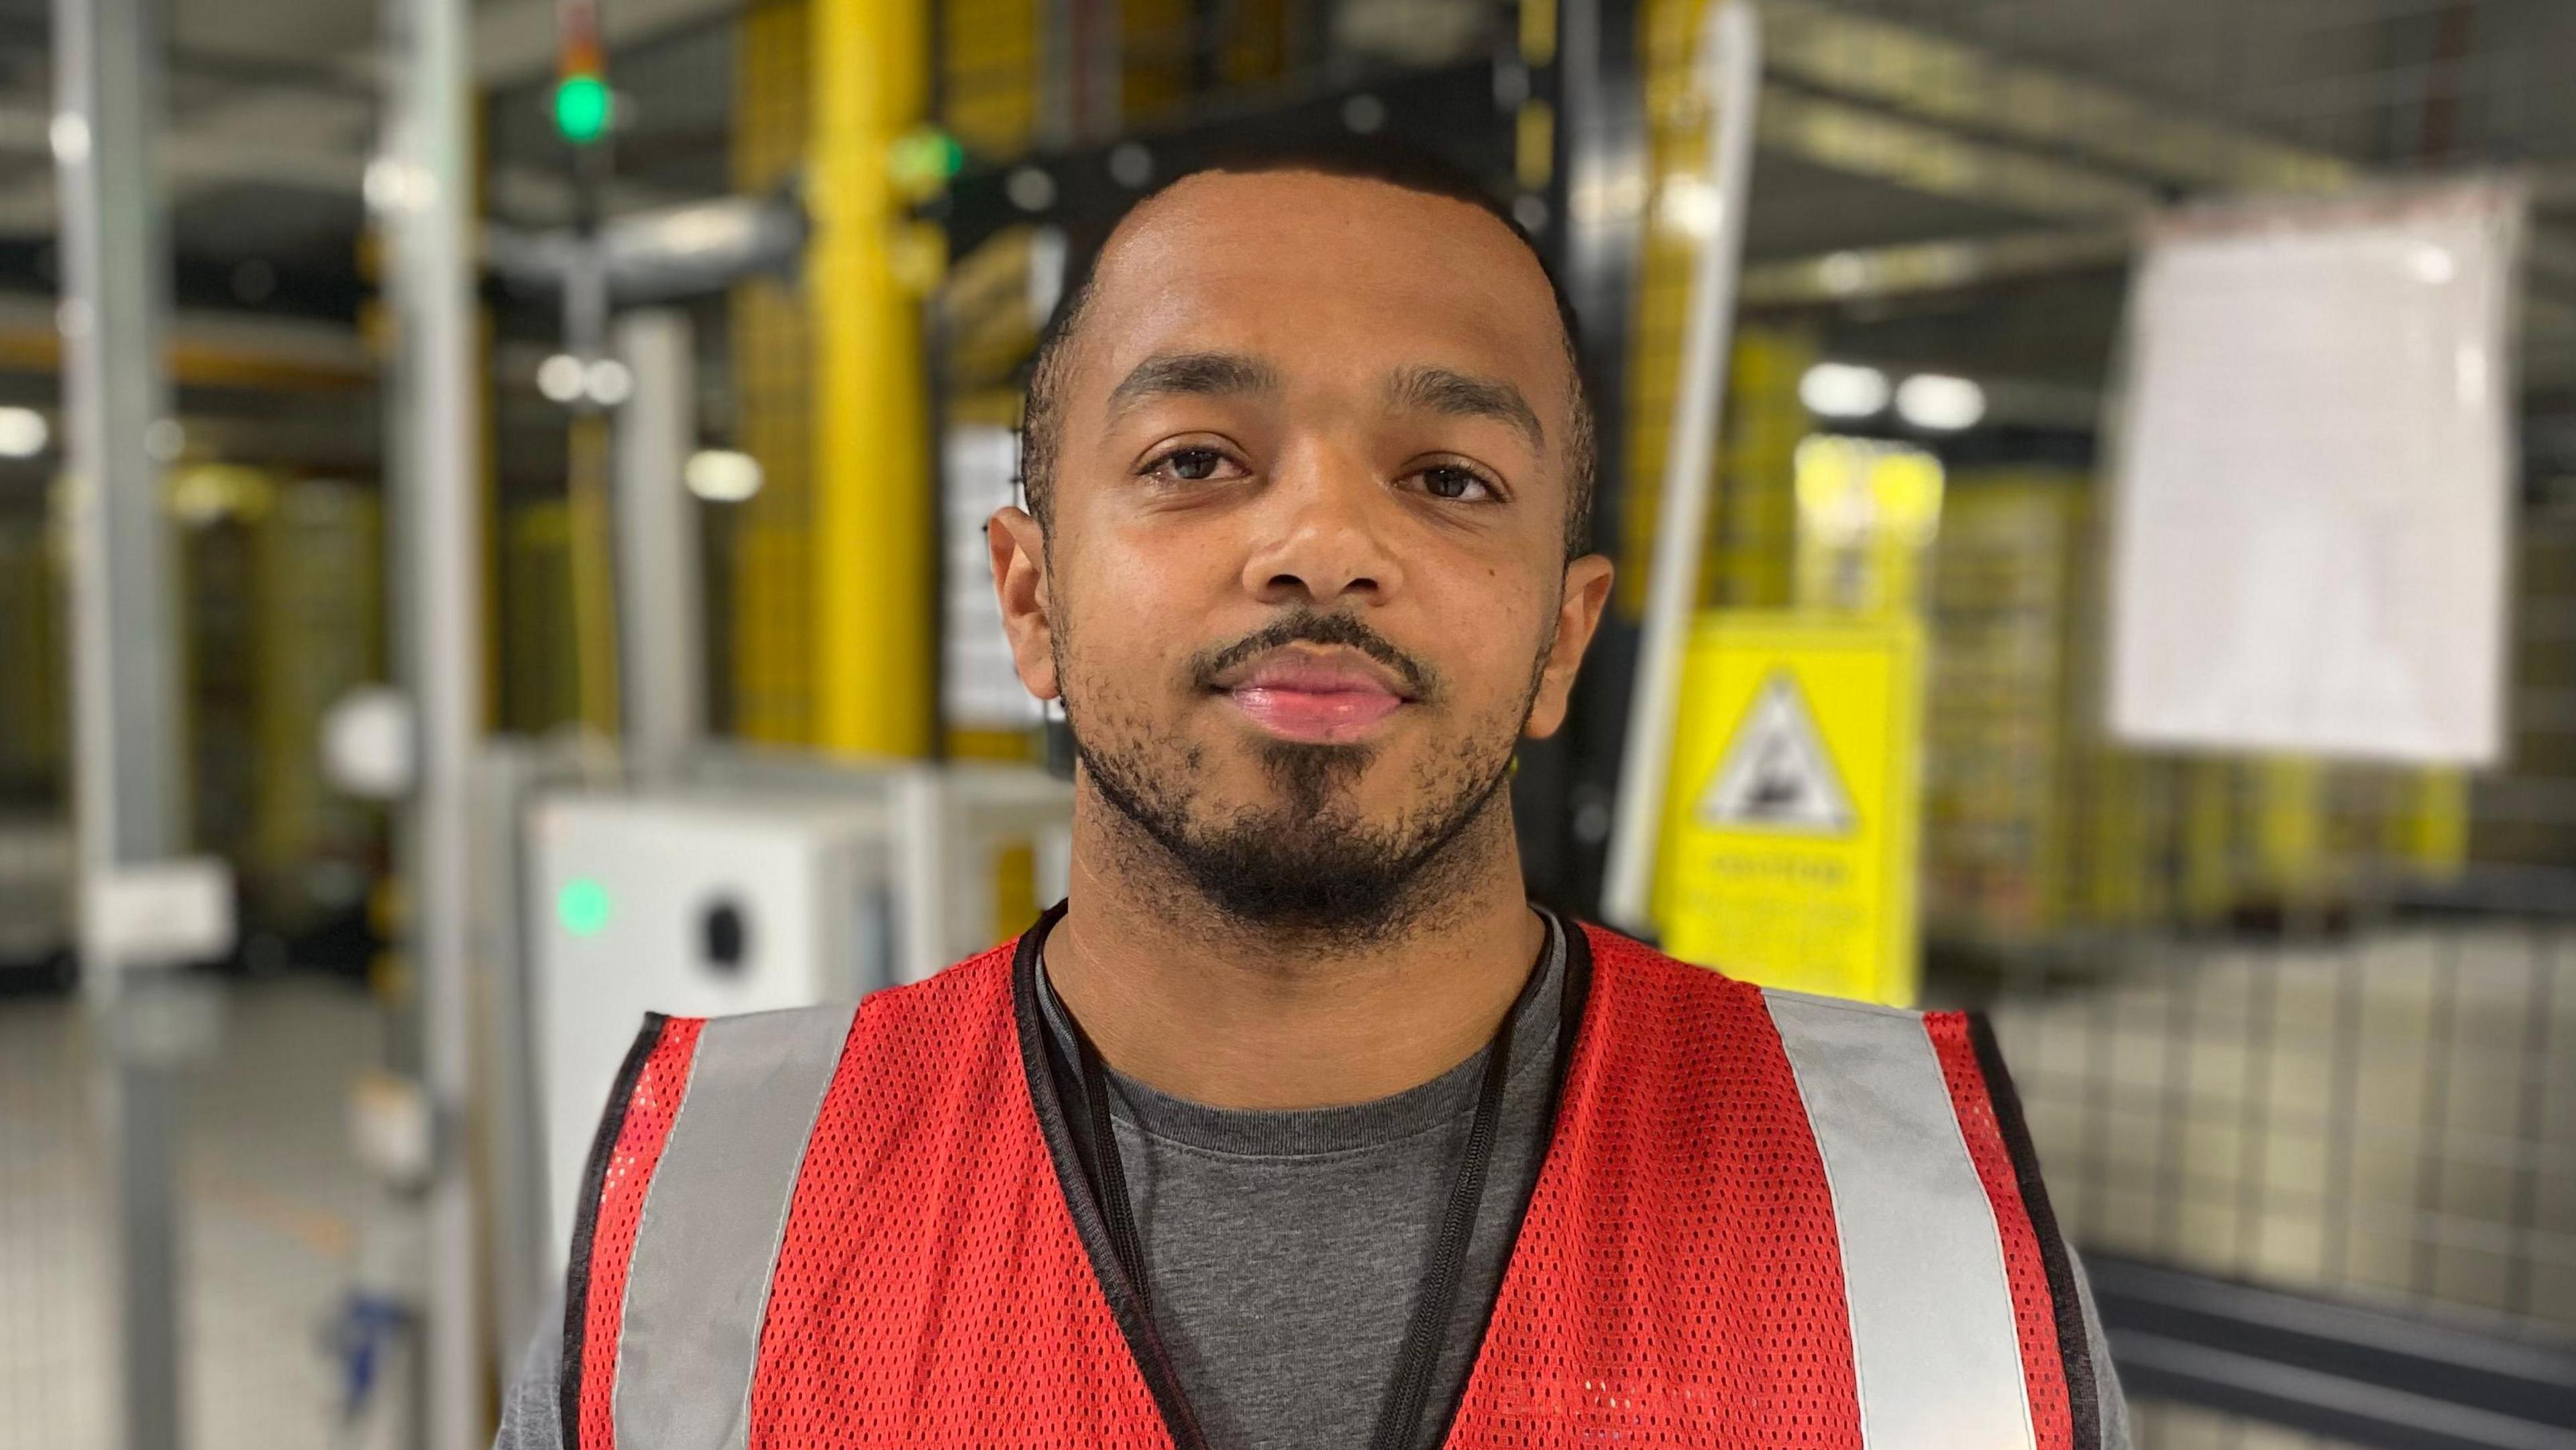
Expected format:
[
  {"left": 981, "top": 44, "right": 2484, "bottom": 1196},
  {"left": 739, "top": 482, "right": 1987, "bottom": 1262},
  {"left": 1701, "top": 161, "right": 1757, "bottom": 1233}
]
[{"left": 0, "top": 975, "right": 381, "bottom": 1450}]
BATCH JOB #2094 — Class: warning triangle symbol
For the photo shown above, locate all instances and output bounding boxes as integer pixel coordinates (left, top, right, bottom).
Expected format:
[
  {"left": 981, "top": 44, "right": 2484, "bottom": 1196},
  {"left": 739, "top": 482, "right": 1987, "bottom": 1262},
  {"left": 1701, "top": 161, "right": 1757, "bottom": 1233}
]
[{"left": 1695, "top": 671, "right": 1856, "bottom": 834}]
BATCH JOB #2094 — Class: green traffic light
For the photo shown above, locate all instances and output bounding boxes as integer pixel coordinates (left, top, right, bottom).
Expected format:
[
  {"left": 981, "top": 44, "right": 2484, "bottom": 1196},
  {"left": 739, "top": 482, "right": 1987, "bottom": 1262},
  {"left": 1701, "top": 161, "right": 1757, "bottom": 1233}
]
[
  {"left": 554, "top": 74, "right": 614, "bottom": 144},
  {"left": 558, "top": 877, "right": 611, "bottom": 937}
]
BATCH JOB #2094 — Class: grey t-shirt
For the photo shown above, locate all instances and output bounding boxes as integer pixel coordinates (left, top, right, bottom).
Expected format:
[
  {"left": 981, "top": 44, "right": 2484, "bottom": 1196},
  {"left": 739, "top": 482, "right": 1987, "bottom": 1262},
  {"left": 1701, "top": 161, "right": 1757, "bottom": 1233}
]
[{"left": 1030, "top": 914, "right": 1568, "bottom": 1450}]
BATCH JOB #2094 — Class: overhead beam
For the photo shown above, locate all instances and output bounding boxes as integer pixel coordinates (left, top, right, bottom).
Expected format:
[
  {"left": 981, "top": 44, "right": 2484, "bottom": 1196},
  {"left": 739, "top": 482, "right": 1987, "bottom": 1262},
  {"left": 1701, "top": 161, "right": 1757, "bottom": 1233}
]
[
  {"left": 1758, "top": 0, "right": 2358, "bottom": 196},
  {"left": 1743, "top": 0, "right": 2572, "bottom": 334},
  {"left": 1738, "top": 223, "right": 2131, "bottom": 307},
  {"left": 470, "top": 0, "right": 741, "bottom": 87},
  {"left": 0, "top": 296, "right": 371, "bottom": 386},
  {"left": 1757, "top": 84, "right": 2159, "bottom": 219},
  {"left": 0, "top": 0, "right": 739, "bottom": 231},
  {"left": 0, "top": 103, "right": 687, "bottom": 234}
]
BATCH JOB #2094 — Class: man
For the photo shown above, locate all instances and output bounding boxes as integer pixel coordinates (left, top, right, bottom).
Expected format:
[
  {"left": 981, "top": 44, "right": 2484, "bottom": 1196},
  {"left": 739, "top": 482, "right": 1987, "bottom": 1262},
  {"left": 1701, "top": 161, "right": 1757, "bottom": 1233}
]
[{"left": 502, "top": 149, "right": 2128, "bottom": 1449}]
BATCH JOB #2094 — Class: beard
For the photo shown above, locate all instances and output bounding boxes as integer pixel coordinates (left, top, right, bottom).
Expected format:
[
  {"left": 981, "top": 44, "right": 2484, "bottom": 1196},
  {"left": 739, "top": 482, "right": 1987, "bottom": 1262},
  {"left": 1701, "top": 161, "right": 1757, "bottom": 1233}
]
[{"left": 1057, "top": 604, "right": 1549, "bottom": 945}]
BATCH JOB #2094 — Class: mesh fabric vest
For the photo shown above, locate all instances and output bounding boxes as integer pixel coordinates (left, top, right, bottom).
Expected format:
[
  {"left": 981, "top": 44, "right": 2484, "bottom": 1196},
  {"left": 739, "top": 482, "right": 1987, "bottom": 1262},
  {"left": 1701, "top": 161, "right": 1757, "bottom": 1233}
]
[{"left": 561, "top": 919, "right": 2098, "bottom": 1449}]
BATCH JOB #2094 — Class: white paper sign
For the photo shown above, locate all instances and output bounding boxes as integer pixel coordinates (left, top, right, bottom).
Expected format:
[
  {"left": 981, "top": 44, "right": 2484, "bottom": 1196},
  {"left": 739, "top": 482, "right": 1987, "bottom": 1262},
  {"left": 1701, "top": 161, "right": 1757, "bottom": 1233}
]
[
  {"left": 943, "top": 425, "right": 1044, "bottom": 730},
  {"left": 85, "top": 857, "right": 236, "bottom": 970},
  {"left": 2105, "top": 181, "right": 2523, "bottom": 766}
]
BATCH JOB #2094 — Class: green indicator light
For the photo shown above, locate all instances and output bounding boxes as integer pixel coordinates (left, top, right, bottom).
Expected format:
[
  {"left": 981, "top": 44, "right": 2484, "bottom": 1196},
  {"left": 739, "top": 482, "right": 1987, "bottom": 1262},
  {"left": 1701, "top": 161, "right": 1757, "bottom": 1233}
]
[
  {"left": 558, "top": 877, "right": 611, "bottom": 938},
  {"left": 553, "top": 74, "right": 614, "bottom": 145},
  {"left": 888, "top": 128, "right": 966, "bottom": 193}
]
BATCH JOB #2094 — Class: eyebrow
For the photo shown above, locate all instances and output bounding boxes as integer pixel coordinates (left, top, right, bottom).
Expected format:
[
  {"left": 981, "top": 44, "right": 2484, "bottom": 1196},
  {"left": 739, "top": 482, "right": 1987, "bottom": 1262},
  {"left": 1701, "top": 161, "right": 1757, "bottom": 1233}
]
[
  {"left": 1385, "top": 365, "right": 1546, "bottom": 453},
  {"left": 1104, "top": 350, "right": 1281, "bottom": 420}
]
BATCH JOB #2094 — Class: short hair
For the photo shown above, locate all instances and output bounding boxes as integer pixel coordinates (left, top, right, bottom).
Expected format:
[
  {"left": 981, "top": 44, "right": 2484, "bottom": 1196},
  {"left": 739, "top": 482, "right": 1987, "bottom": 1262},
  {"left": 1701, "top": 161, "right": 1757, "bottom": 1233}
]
[{"left": 1018, "top": 140, "right": 1597, "bottom": 559}]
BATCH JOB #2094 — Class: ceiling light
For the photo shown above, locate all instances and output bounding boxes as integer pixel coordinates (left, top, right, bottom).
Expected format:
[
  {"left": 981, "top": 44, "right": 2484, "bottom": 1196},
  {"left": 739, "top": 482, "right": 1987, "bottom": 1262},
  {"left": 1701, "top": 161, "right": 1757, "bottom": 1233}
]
[
  {"left": 1658, "top": 175, "right": 1720, "bottom": 240},
  {"left": 144, "top": 419, "right": 184, "bottom": 462},
  {"left": 1799, "top": 362, "right": 1890, "bottom": 419},
  {"left": 0, "top": 407, "right": 48, "bottom": 459},
  {"left": 537, "top": 353, "right": 585, "bottom": 403},
  {"left": 1006, "top": 166, "right": 1057, "bottom": 213},
  {"left": 1108, "top": 143, "right": 1152, "bottom": 189},
  {"left": 583, "top": 358, "right": 633, "bottom": 407},
  {"left": 1895, "top": 374, "right": 1986, "bottom": 431},
  {"left": 1818, "top": 250, "right": 1869, "bottom": 295},
  {"left": 684, "top": 449, "right": 763, "bottom": 503},
  {"left": 49, "top": 113, "right": 88, "bottom": 166}
]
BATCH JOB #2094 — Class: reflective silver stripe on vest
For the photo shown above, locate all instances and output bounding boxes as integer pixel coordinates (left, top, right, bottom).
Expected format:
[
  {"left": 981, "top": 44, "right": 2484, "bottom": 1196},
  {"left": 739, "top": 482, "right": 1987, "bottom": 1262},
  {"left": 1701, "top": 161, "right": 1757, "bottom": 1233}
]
[
  {"left": 616, "top": 1004, "right": 855, "bottom": 1450},
  {"left": 1764, "top": 990, "right": 2037, "bottom": 1450}
]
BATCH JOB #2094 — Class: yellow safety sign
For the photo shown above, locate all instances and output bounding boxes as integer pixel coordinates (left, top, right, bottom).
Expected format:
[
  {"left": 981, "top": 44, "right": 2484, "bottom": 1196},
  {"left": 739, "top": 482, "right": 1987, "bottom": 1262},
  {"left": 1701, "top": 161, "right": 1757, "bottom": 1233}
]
[{"left": 1654, "top": 612, "right": 1925, "bottom": 1006}]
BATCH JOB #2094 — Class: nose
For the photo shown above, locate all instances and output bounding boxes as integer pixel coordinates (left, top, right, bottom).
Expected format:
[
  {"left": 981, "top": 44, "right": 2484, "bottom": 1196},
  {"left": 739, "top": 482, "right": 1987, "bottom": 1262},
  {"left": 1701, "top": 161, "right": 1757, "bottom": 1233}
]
[{"left": 1240, "top": 440, "right": 1405, "bottom": 609}]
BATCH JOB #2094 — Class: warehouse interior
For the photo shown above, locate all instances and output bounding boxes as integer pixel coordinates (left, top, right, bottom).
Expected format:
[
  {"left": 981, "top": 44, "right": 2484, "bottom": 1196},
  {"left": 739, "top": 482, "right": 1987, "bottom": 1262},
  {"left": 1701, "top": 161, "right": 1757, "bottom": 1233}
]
[{"left": 2, "top": 0, "right": 2573, "bottom": 1445}]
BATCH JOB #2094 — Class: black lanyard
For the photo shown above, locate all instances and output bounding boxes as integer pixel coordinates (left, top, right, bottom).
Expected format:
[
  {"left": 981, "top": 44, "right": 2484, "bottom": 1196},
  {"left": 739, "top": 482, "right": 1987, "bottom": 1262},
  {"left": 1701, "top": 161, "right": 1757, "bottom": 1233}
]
[{"left": 1056, "top": 957, "right": 1538, "bottom": 1450}]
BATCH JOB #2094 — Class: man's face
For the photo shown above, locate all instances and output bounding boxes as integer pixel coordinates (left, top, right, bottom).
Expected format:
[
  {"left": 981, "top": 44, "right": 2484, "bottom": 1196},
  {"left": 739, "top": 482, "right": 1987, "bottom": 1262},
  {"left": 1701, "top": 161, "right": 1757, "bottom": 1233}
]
[{"left": 991, "top": 170, "right": 1613, "bottom": 935}]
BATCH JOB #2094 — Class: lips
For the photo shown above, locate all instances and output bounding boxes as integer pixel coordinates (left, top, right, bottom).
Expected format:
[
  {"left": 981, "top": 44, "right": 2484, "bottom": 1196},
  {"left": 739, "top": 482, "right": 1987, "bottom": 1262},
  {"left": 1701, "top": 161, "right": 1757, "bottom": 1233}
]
[{"left": 1218, "top": 651, "right": 1410, "bottom": 744}]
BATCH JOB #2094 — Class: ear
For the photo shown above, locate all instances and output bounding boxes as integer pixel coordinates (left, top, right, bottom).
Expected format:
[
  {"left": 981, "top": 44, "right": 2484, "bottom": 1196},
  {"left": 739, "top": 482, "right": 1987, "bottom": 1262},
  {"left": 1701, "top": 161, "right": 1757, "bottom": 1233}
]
[
  {"left": 988, "top": 505, "right": 1059, "bottom": 701},
  {"left": 1523, "top": 552, "right": 1614, "bottom": 739}
]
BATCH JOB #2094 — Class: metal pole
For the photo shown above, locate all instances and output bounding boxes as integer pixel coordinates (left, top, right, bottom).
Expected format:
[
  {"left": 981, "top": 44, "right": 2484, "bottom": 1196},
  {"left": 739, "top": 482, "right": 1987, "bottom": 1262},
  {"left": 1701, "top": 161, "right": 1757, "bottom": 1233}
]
[
  {"left": 1529, "top": 0, "right": 1646, "bottom": 912},
  {"left": 611, "top": 309, "right": 703, "bottom": 780},
  {"left": 1037, "top": 0, "right": 1076, "bottom": 148},
  {"left": 466, "top": 742, "right": 558, "bottom": 1392},
  {"left": 51, "top": 0, "right": 191, "bottom": 1441},
  {"left": 379, "top": 0, "right": 486, "bottom": 1439},
  {"left": 560, "top": 13, "right": 623, "bottom": 745},
  {"left": 54, "top": 0, "right": 177, "bottom": 948},
  {"left": 1600, "top": 0, "right": 1760, "bottom": 934}
]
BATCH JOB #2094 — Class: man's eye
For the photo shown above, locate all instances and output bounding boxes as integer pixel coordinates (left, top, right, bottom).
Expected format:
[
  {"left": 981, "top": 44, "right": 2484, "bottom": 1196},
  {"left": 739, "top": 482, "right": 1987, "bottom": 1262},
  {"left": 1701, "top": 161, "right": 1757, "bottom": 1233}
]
[
  {"left": 1417, "top": 465, "right": 1496, "bottom": 502},
  {"left": 1147, "top": 447, "right": 1236, "bottom": 483}
]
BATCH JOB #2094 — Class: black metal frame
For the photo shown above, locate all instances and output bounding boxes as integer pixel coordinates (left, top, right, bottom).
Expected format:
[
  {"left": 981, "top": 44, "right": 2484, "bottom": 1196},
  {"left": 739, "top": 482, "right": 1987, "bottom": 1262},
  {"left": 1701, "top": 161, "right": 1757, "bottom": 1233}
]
[
  {"left": 2087, "top": 1252, "right": 2576, "bottom": 1449},
  {"left": 932, "top": 58, "right": 1519, "bottom": 264},
  {"left": 1519, "top": 0, "right": 1643, "bottom": 918}
]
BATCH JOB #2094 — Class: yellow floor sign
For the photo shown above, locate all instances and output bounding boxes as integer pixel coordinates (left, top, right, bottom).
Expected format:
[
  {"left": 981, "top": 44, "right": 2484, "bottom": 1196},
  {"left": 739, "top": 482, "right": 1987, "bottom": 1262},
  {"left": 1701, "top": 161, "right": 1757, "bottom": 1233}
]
[{"left": 1654, "top": 612, "right": 1925, "bottom": 1006}]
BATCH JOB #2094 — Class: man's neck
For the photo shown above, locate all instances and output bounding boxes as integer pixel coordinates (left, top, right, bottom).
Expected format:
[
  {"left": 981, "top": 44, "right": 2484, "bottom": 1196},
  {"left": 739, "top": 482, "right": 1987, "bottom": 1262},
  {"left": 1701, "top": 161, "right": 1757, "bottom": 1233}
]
[{"left": 1041, "top": 796, "right": 1548, "bottom": 1111}]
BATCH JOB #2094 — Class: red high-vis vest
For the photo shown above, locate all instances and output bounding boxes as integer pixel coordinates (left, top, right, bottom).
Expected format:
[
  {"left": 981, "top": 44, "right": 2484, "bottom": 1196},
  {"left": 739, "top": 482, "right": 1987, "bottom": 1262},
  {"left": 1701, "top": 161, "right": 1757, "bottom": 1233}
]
[{"left": 558, "top": 915, "right": 2108, "bottom": 1449}]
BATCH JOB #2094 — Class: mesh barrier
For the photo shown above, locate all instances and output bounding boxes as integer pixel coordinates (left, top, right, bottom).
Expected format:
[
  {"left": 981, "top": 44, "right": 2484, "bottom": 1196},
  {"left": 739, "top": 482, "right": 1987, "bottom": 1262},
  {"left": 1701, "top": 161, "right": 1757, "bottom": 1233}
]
[
  {"left": 1991, "top": 922, "right": 2576, "bottom": 1335},
  {"left": 1666, "top": 5, "right": 2576, "bottom": 1445}
]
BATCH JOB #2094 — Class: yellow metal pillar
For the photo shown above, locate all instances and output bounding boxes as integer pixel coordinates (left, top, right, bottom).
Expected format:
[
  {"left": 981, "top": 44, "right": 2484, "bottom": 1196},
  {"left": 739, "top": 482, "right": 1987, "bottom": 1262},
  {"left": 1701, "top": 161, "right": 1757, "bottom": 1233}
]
[
  {"left": 2396, "top": 768, "right": 2470, "bottom": 881},
  {"left": 810, "top": 0, "right": 934, "bottom": 758},
  {"left": 732, "top": 1, "right": 815, "bottom": 744},
  {"left": 2256, "top": 756, "right": 2326, "bottom": 904},
  {"left": 2180, "top": 758, "right": 2237, "bottom": 925},
  {"left": 567, "top": 417, "right": 622, "bottom": 735}
]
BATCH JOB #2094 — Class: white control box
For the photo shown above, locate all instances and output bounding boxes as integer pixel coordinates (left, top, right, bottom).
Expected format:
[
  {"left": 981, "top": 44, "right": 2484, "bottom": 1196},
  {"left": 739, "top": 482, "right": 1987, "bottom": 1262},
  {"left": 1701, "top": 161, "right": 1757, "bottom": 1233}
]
[{"left": 527, "top": 789, "right": 892, "bottom": 1265}]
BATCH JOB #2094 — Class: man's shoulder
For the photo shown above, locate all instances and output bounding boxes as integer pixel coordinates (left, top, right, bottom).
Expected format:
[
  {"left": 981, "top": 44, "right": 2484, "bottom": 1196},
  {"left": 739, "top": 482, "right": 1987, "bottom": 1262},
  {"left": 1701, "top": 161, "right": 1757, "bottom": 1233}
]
[
  {"left": 881, "top": 934, "right": 1020, "bottom": 1001},
  {"left": 838, "top": 934, "right": 1024, "bottom": 1047},
  {"left": 659, "top": 939, "right": 1021, "bottom": 1077},
  {"left": 1572, "top": 919, "right": 1935, "bottom": 1027}
]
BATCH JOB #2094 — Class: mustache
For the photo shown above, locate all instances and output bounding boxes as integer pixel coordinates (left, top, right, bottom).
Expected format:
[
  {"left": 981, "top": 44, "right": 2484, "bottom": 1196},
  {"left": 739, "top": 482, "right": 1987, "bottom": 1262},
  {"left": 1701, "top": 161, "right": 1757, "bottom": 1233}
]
[{"left": 1189, "top": 609, "right": 1437, "bottom": 702}]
